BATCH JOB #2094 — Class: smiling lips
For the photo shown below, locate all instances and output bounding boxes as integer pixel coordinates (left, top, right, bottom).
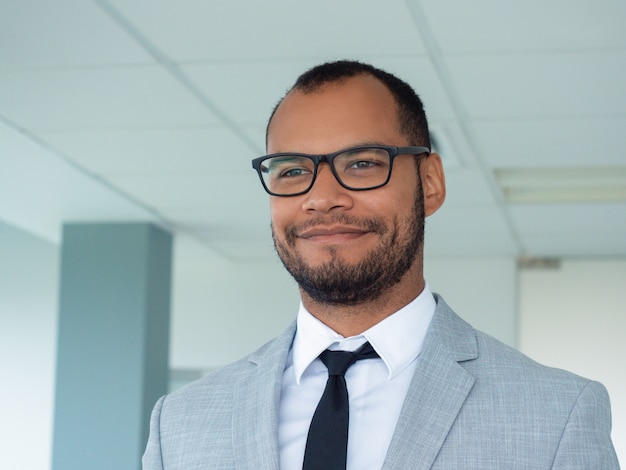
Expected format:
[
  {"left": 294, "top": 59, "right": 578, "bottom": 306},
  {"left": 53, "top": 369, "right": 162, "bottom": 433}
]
[{"left": 298, "top": 225, "right": 370, "bottom": 243}]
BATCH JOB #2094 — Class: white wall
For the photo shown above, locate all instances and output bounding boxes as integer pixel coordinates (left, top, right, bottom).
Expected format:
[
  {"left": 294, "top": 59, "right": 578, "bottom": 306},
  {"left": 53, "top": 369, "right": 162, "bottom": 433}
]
[
  {"left": 0, "top": 221, "right": 59, "bottom": 470},
  {"left": 170, "top": 234, "right": 299, "bottom": 370},
  {"left": 425, "top": 256, "right": 517, "bottom": 347},
  {"left": 519, "top": 259, "right": 626, "bottom": 465}
]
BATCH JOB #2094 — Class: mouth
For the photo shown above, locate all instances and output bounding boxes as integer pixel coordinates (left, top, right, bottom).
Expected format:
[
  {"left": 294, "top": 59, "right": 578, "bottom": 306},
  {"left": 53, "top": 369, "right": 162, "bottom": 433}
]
[{"left": 297, "top": 225, "right": 371, "bottom": 244}]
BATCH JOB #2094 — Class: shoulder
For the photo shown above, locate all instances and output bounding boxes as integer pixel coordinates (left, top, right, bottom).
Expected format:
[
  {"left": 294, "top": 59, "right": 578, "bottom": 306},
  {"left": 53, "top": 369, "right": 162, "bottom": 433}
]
[
  {"left": 143, "top": 324, "right": 296, "bottom": 466},
  {"left": 159, "top": 321, "right": 296, "bottom": 415},
  {"left": 431, "top": 294, "right": 608, "bottom": 414},
  {"left": 428, "top": 295, "right": 618, "bottom": 466},
  {"left": 469, "top": 317, "right": 596, "bottom": 401},
  {"left": 478, "top": 329, "right": 609, "bottom": 402},
  {"left": 473, "top": 328, "right": 588, "bottom": 386},
  {"left": 432, "top": 294, "right": 591, "bottom": 384},
  {"left": 161, "top": 357, "right": 251, "bottom": 413},
  {"left": 471, "top": 331, "right": 617, "bottom": 467}
]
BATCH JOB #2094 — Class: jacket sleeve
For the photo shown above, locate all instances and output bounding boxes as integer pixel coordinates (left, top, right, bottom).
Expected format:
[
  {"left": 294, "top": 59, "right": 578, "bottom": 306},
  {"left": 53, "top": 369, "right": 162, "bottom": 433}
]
[
  {"left": 142, "top": 395, "right": 166, "bottom": 470},
  {"left": 551, "top": 380, "right": 620, "bottom": 469}
]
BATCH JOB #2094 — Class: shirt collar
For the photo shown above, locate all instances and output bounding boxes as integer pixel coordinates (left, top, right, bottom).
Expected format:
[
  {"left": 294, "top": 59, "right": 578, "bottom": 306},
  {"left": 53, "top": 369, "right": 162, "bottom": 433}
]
[{"left": 292, "top": 283, "right": 436, "bottom": 384}]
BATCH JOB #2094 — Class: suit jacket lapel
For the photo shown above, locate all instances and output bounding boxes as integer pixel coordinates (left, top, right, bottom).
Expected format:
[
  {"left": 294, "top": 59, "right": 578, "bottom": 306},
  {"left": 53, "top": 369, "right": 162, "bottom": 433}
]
[
  {"left": 382, "top": 295, "right": 477, "bottom": 470},
  {"left": 232, "top": 322, "right": 296, "bottom": 470}
]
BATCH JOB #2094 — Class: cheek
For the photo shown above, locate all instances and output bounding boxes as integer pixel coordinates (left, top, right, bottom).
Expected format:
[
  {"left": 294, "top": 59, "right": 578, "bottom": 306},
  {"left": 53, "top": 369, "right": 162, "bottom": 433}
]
[
  {"left": 362, "top": 188, "right": 413, "bottom": 218},
  {"left": 390, "top": 189, "right": 419, "bottom": 228},
  {"left": 269, "top": 200, "right": 292, "bottom": 234}
]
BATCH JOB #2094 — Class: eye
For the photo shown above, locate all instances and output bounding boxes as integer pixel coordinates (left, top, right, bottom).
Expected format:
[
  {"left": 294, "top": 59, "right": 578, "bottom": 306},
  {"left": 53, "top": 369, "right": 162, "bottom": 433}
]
[
  {"left": 263, "top": 156, "right": 314, "bottom": 180},
  {"left": 338, "top": 148, "right": 390, "bottom": 173},
  {"left": 280, "top": 167, "right": 312, "bottom": 178},
  {"left": 346, "top": 159, "right": 382, "bottom": 170}
]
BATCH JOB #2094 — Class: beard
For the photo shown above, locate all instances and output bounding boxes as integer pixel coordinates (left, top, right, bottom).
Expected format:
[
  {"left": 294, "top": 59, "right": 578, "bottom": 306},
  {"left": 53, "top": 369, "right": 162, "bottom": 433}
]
[{"left": 272, "top": 182, "right": 425, "bottom": 306}]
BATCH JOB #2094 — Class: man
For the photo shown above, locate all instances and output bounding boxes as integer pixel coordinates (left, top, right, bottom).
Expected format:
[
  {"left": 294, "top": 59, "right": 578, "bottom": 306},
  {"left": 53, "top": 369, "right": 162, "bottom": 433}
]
[{"left": 143, "top": 60, "right": 619, "bottom": 469}]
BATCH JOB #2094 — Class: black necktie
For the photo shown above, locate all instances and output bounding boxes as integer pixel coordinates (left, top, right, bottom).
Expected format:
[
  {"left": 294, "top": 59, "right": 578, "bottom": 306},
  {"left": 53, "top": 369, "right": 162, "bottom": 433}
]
[{"left": 302, "top": 342, "right": 379, "bottom": 470}]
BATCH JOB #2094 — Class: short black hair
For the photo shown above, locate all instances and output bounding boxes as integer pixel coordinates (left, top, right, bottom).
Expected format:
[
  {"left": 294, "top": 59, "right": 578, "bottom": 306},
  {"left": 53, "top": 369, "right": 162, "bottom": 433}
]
[{"left": 266, "top": 59, "right": 431, "bottom": 149}]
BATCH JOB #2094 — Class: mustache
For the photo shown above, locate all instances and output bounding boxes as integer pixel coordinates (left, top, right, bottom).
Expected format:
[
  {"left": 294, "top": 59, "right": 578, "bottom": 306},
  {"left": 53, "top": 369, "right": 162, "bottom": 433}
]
[{"left": 281, "top": 214, "right": 387, "bottom": 244}]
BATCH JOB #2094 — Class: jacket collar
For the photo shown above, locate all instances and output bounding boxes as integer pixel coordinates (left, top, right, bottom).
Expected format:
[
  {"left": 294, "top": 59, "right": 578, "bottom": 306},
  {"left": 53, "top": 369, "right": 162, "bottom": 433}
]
[
  {"left": 232, "top": 322, "right": 296, "bottom": 470},
  {"left": 382, "top": 294, "right": 478, "bottom": 469},
  {"left": 231, "top": 294, "right": 478, "bottom": 470}
]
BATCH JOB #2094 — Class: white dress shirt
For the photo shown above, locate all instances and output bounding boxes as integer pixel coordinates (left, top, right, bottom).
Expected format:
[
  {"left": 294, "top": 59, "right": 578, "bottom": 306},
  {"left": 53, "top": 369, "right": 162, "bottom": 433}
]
[{"left": 278, "top": 284, "right": 436, "bottom": 470}]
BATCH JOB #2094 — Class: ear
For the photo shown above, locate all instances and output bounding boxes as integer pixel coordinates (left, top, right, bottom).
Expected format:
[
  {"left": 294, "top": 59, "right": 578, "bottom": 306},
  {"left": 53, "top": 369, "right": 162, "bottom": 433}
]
[{"left": 420, "top": 153, "right": 446, "bottom": 217}]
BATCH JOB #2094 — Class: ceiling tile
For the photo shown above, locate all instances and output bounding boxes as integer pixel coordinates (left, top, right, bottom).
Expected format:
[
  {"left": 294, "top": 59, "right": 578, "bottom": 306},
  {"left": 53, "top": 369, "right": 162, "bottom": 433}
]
[
  {"left": 422, "top": 0, "right": 626, "bottom": 53},
  {"left": 447, "top": 51, "right": 626, "bottom": 118},
  {"left": 106, "top": 172, "right": 262, "bottom": 211},
  {"left": 109, "top": 0, "right": 426, "bottom": 61},
  {"left": 425, "top": 204, "right": 519, "bottom": 256},
  {"left": 429, "top": 121, "right": 478, "bottom": 168},
  {"left": 182, "top": 56, "right": 457, "bottom": 129},
  {"left": 182, "top": 60, "right": 324, "bottom": 127},
  {"left": 0, "top": 66, "right": 221, "bottom": 130},
  {"left": 39, "top": 126, "right": 257, "bottom": 174},
  {"left": 0, "top": 0, "right": 152, "bottom": 69},
  {"left": 0, "top": 123, "right": 159, "bottom": 243},
  {"left": 442, "top": 168, "right": 499, "bottom": 205},
  {"left": 160, "top": 197, "right": 270, "bottom": 233},
  {"left": 2, "top": 0, "right": 625, "bottom": 260},
  {"left": 471, "top": 117, "right": 626, "bottom": 168},
  {"left": 509, "top": 202, "right": 626, "bottom": 256},
  {"left": 509, "top": 203, "right": 626, "bottom": 235},
  {"left": 171, "top": 217, "right": 274, "bottom": 262}
]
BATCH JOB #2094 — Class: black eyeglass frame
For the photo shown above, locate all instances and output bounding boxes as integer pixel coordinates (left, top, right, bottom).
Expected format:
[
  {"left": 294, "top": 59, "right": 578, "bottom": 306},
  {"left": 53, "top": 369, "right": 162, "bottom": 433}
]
[{"left": 251, "top": 145, "right": 431, "bottom": 197}]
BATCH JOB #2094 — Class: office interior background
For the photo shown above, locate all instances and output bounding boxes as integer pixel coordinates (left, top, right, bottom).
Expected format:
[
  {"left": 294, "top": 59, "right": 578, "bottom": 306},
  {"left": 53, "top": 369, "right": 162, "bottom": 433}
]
[{"left": 1, "top": 0, "right": 625, "bottom": 468}]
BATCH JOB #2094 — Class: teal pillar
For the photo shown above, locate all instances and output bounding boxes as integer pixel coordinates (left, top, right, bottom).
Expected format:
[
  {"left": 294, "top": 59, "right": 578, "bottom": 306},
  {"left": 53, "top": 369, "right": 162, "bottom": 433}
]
[{"left": 52, "top": 223, "right": 172, "bottom": 470}]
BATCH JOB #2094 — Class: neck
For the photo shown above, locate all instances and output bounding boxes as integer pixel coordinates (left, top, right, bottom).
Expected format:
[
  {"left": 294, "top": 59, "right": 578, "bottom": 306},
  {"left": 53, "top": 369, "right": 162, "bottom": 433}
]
[{"left": 301, "top": 273, "right": 425, "bottom": 337}]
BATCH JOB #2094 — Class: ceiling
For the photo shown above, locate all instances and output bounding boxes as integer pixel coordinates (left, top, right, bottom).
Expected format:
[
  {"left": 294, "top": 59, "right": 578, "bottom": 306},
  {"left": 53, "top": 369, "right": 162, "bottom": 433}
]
[{"left": 1, "top": 0, "right": 625, "bottom": 261}]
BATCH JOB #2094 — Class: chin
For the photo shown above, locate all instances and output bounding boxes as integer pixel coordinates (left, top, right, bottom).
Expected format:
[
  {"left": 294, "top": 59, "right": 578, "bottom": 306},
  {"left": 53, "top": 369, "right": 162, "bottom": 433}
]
[{"left": 302, "top": 244, "right": 359, "bottom": 260}]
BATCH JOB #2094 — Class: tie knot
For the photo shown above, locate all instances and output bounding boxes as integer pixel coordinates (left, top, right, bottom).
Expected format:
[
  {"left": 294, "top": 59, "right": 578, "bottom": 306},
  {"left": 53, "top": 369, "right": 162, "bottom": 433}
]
[{"left": 319, "top": 342, "right": 379, "bottom": 377}]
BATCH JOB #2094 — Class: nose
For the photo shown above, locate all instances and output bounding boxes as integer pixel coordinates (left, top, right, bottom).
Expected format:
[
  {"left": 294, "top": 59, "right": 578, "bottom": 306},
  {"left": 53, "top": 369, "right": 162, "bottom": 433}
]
[{"left": 301, "top": 163, "right": 354, "bottom": 214}]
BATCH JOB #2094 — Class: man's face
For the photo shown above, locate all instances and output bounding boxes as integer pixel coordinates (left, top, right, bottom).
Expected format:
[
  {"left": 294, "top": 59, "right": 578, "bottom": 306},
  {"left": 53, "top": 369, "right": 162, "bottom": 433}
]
[{"left": 267, "top": 75, "right": 425, "bottom": 306}]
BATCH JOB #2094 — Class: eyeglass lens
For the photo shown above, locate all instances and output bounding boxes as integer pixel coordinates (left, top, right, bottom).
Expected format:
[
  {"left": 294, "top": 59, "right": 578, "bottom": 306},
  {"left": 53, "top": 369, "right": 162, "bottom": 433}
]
[{"left": 260, "top": 147, "right": 391, "bottom": 195}]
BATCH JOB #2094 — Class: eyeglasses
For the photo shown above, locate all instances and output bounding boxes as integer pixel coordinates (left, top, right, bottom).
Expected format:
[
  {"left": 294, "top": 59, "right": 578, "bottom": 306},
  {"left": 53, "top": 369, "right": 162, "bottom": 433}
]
[{"left": 251, "top": 145, "right": 430, "bottom": 196}]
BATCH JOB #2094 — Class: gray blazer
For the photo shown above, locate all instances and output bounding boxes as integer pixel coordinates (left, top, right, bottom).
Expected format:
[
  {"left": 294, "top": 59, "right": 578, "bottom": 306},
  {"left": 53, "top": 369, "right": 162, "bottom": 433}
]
[{"left": 143, "top": 295, "right": 619, "bottom": 469}]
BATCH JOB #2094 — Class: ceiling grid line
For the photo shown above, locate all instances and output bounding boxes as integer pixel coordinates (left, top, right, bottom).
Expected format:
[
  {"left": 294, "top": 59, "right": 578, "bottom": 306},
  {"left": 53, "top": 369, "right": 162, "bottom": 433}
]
[
  {"left": 77, "top": 0, "right": 256, "bottom": 261},
  {"left": 2, "top": 1, "right": 624, "bottom": 259},
  {"left": 405, "top": 0, "right": 526, "bottom": 255},
  {"left": 0, "top": 112, "right": 174, "bottom": 229},
  {"left": 94, "top": 0, "right": 263, "bottom": 155},
  {"left": 0, "top": 101, "right": 236, "bottom": 262}
]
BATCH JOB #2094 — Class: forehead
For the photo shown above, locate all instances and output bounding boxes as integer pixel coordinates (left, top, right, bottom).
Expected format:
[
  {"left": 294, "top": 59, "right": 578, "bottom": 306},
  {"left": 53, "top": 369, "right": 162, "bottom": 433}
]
[{"left": 267, "top": 74, "right": 402, "bottom": 154}]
